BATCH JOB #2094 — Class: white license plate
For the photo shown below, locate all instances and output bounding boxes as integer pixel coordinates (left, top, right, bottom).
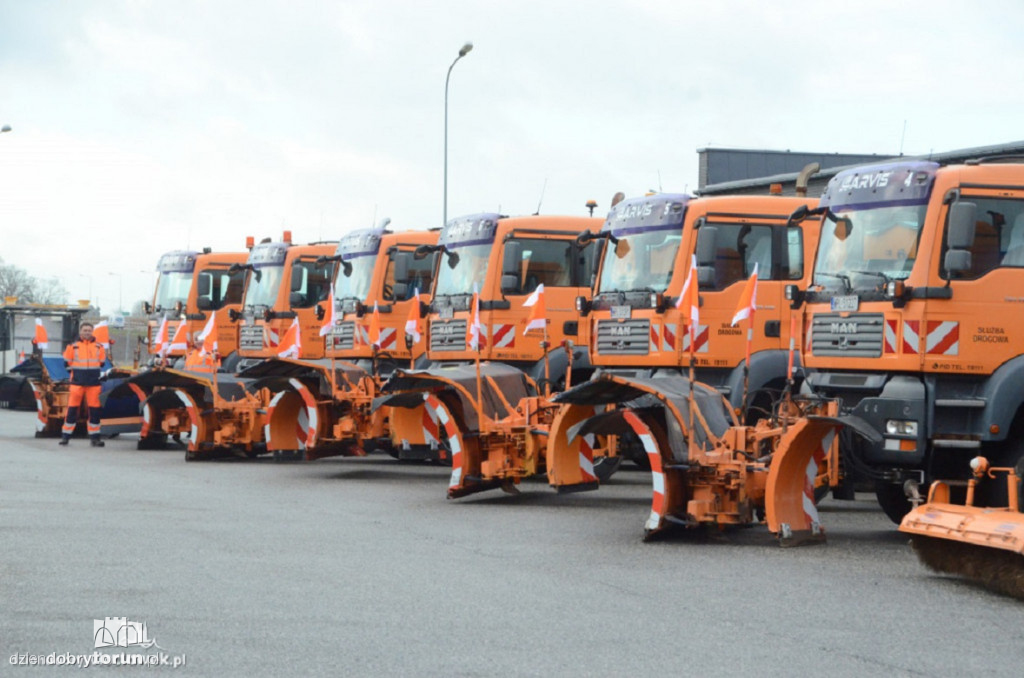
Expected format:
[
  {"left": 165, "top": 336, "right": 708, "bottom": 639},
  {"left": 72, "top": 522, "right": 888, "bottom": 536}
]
[
  {"left": 610, "top": 305, "right": 631, "bottom": 320},
  {"left": 831, "top": 295, "right": 859, "bottom": 312},
  {"left": 439, "top": 306, "right": 454, "bottom": 320}
]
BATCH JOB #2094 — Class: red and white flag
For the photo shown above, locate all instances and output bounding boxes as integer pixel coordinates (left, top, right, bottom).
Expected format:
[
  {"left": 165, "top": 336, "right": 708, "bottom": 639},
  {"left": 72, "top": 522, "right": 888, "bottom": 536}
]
[
  {"left": 278, "top": 316, "right": 301, "bottom": 359},
  {"left": 677, "top": 255, "right": 699, "bottom": 351},
  {"left": 93, "top": 320, "right": 111, "bottom": 349},
  {"left": 468, "top": 289, "right": 484, "bottom": 350},
  {"left": 369, "top": 302, "right": 382, "bottom": 349},
  {"left": 152, "top": 315, "right": 170, "bottom": 355},
  {"left": 522, "top": 284, "right": 547, "bottom": 335},
  {"left": 33, "top": 318, "right": 49, "bottom": 350},
  {"left": 731, "top": 262, "right": 759, "bottom": 327},
  {"left": 319, "top": 292, "right": 336, "bottom": 338},
  {"left": 199, "top": 310, "right": 218, "bottom": 357},
  {"left": 404, "top": 288, "right": 423, "bottom": 344},
  {"left": 168, "top": 318, "right": 188, "bottom": 354}
]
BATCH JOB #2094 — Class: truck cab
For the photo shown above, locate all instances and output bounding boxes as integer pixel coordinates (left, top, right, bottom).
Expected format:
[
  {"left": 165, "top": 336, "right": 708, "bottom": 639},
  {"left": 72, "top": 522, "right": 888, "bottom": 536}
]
[
  {"left": 585, "top": 193, "right": 819, "bottom": 416},
  {"left": 795, "top": 159, "right": 1024, "bottom": 520},
  {"left": 423, "top": 213, "right": 602, "bottom": 387},
  {"left": 145, "top": 249, "right": 247, "bottom": 366},
  {"left": 327, "top": 227, "right": 439, "bottom": 367},
  {"left": 235, "top": 236, "right": 336, "bottom": 371}
]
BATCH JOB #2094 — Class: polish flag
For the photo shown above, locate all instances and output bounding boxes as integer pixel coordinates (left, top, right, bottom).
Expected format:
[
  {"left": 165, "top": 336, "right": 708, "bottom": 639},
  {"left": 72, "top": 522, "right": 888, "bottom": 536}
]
[
  {"left": 468, "top": 290, "right": 484, "bottom": 350},
  {"left": 318, "top": 292, "right": 336, "bottom": 338},
  {"left": 93, "top": 320, "right": 111, "bottom": 349},
  {"left": 33, "top": 318, "right": 49, "bottom": 349},
  {"left": 278, "top": 316, "right": 301, "bottom": 359},
  {"left": 404, "top": 288, "right": 422, "bottom": 344},
  {"left": 168, "top": 318, "right": 188, "bottom": 354},
  {"left": 369, "top": 302, "right": 382, "bottom": 349},
  {"left": 152, "top": 315, "right": 169, "bottom": 355},
  {"left": 198, "top": 310, "right": 218, "bottom": 357},
  {"left": 522, "top": 284, "right": 547, "bottom": 335},
  {"left": 731, "top": 263, "right": 759, "bottom": 327}
]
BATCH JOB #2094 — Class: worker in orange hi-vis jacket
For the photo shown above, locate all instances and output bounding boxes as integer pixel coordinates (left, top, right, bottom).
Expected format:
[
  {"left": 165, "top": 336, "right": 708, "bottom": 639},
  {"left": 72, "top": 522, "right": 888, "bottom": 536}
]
[
  {"left": 60, "top": 322, "right": 107, "bottom": 447},
  {"left": 184, "top": 334, "right": 216, "bottom": 373}
]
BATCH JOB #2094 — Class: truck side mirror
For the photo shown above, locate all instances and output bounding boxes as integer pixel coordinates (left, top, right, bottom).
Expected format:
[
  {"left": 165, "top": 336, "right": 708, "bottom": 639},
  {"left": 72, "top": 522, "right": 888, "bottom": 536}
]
[
  {"left": 502, "top": 240, "right": 523, "bottom": 276},
  {"left": 196, "top": 297, "right": 213, "bottom": 311},
  {"left": 289, "top": 291, "right": 305, "bottom": 306},
  {"left": 392, "top": 282, "right": 409, "bottom": 300},
  {"left": 500, "top": 274, "right": 519, "bottom": 295},
  {"left": 697, "top": 266, "right": 716, "bottom": 288},
  {"left": 392, "top": 251, "right": 412, "bottom": 284},
  {"left": 197, "top": 274, "right": 211, "bottom": 296},
  {"left": 290, "top": 267, "right": 304, "bottom": 292},
  {"left": 695, "top": 226, "right": 717, "bottom": 267},
  {"left": 947, "top": 201, "right": 977, "bottom": 249}
]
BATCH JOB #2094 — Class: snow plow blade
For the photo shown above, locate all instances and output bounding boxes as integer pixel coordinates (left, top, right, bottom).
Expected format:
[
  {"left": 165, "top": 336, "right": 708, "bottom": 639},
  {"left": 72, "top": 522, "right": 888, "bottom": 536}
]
[{"left": 899, "top": 457, "right": 1024, "bottom": 600}]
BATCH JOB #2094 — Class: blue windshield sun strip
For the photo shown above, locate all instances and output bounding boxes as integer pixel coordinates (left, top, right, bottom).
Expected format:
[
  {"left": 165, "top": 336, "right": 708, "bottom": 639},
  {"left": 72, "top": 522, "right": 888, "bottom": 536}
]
[
  {"left": 339, "top": 249, "right": 380, "bottom": 260},
  {"left": 444, "top": 237, "right": 494, "bottom": 250},
  {"left": 821, "top": 161, "right": 938, "bottom": 210},
  {"left": 829, "top": 196, "right": 932, "bottom": 213},
  {"left": 607, "top": 221, "right": 684, "bottom": 239}
]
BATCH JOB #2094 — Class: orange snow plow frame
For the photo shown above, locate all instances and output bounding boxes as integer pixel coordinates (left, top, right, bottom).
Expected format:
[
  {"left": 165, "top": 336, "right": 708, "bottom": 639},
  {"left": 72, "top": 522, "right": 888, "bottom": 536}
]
[{"left": 551, "top": 372, "right": 878, "bottom": 544}]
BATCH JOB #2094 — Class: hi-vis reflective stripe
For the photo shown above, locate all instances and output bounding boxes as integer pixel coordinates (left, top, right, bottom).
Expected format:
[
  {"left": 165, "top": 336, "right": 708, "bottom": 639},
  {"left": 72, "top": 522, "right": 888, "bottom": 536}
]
[
  {"left": 263, "top": 327, "right": 280, "bottom": 349},
  {"left": 681, "top": 324, "right": 709, "bottom": 353},
  {"left": 622, "top": 410, "right": 664, "bottom": 532},
  {"left": 491, "top": 323, "right": 515, "bottom": 348},
  {"left": 662, "top": 324, "right": 676, "bottom": 352},
  {"left": 421, "top": 402, "right": 441, "bottom": 449},
  {"left": 884, "top": 319, "right": 898, "bottom": 354},
  {"left": 925, "top": 320, "right": 959, "bottom": 355},
  {"left": 578, "top": 433, "right": 598, "bottom": 483},
  {"left": 650, "top": 323, "right": 660, "bottom": 352},
  {"left": 378, "top": 327, "right": 398, "bottom": 350}
]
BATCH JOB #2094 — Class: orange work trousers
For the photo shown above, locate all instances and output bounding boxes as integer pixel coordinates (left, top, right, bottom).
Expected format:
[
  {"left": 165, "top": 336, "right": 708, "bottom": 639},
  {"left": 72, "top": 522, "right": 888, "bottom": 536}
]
[{"left": 62, "top": 384, "right": 102, "bottom": 436}]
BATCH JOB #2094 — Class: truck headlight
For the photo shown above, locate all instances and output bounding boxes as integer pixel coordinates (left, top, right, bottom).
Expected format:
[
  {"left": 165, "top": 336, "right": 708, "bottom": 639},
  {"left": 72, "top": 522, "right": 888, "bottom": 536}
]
[{"left": 885, "top": 419, "right": 918, "bottom": 436}]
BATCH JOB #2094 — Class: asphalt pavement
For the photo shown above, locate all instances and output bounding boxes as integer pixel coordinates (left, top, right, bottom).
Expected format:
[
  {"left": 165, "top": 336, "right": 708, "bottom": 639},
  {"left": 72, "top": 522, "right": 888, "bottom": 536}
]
[{"left": 2, "top": 408, "right": 1022, "bottom": 676}]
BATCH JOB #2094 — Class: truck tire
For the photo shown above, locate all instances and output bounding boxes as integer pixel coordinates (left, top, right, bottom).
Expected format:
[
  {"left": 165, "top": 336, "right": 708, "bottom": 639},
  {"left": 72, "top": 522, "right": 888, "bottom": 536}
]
[{"left": 874, "top": 481, "right": 912, "bottom": 524}]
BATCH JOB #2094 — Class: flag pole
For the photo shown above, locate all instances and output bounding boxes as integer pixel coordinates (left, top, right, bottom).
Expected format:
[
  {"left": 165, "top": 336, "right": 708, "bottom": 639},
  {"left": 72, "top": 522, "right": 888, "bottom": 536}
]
[
  {"left": 472, "top": 292, "right": 485, "bottom": 431},
  {"left": 741, "top": 309, "right": 753, "bottom": 422},
  {"left": 541, "top": 321, "right": 551, "bottom": 399}
]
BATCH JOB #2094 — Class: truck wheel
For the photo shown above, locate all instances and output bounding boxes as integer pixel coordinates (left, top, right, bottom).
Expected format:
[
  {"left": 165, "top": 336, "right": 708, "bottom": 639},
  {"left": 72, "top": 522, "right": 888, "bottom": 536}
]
[{"left": 874, "top": 482, "right": 912, "bottom": 524}]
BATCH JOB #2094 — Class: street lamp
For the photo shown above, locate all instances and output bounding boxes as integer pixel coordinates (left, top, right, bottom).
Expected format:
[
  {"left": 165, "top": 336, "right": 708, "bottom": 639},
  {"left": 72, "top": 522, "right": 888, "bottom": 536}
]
[{"left": 443, "top": 41, "right": 473, "bottom": 228}]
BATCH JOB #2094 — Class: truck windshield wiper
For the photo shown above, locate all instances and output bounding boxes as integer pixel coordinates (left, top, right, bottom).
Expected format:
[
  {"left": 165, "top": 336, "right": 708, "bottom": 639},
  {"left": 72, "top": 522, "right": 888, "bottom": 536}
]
[
  {"left": 814, "top": 271, "right": 852, "bottom": 292},
  {"left": 847, "top": 269, "right": 893, "bottom": 286}
]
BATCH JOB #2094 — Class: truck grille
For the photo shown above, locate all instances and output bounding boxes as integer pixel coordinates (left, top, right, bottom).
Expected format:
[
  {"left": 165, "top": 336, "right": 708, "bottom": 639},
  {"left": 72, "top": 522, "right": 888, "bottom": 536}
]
[
  {"left": 330, "top": 321, "right": 356, "bottom": 350},
  {"left": 810, "top": 313, "right": 884, "bottom": 358},
  {"left": 596, "top": 319, "right": 650, "bottom": 355},
  {"left": 430, "top": 319, "right": 467, "bottom": 352},
  {"left": 239, "top": 325, "right": 264, "bottom": 352}
]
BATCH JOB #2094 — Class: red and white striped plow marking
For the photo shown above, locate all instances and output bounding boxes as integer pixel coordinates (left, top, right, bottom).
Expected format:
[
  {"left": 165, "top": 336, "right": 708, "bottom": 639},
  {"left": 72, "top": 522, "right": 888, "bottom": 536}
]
[
  {"left": 577, "top": 433, "right": 598, "bottom": 483},
  {"left": 173, "top": 389, "right": 201, "bottom": 452},
  {"left": 801, "top": 428, "right": 835, "bottom": 530},
  {"left": 141, "top": 402, "right": 152, "bottom": 438},
  {"left": 622, "top": 410, "right": 665, "bottom": 532},
  {"left": 421, "top": 402, "right": 441, "bottom": 450},
  {"left": 681, "top": 324, "right": 710, "bottom": 353},
  {"left": 491, "top": 323, "right": 515, "bottom": 349},
  {"left": 265, "top": 390, "right": 287, "bottom": 450},
  {"left": 650, "top": 323, "right": 660, "bottom": 353},
  {"left": 422, "top": 394, "right": 462, "bottom": 489},
  {"left": 30, "top": 382, "right": 46, "bottom": 432},
  {"left": 289, "top": 378, "right": 318, "bottom": 449},
  {"left": 884, "top": 319, "right": 898, "bottom": 355}
]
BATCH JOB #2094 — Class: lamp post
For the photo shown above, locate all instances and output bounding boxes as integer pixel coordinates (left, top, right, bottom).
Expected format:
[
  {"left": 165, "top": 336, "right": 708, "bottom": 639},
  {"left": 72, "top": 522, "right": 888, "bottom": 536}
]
[{"left": 443, "top": 42, "right": 473, "bottom": 228}]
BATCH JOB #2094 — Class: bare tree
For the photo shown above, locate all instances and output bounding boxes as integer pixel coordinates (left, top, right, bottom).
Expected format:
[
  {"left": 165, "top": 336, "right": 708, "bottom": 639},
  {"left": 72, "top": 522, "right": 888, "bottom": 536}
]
[{"left": 0, "top": 258, "right": 69, "bottom": 305}]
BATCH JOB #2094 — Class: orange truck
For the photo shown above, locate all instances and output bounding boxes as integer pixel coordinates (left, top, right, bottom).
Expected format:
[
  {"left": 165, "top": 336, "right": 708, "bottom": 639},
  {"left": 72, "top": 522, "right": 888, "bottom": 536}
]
[
  {"left": 143, "top": 249, "right": 248, "bottom": 368},
  {"left": 789, "top": 159, "right": 1024, "bottom": 523},
  {"left": 546, "top": 192, "right": 827, "bottom": 499},
  {"left": 241, "top": 226, "right": 441, "bottom": 461},
  {"left": 125, "top": 234, "right": 336, "bottom": 457},
  {"left": 376, "top": 212, "right": 603, "bottom": 494}
]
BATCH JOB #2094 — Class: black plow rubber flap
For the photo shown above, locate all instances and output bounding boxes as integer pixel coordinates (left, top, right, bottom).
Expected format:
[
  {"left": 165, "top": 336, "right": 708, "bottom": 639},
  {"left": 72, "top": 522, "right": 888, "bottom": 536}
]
[
  {"left": 239, "top": 358, "right": 368, "bottom": 395},
  {"left": 236, "top": 357, "right": 334, "bottom": 379},
  {"left": 373, "top": 362, "right": 535, "bottom": 429},
  {"left": 108, "top": 368, "right": 249, "bottom": 401},
  {"left": 558, "top": 372, "right": 734, "bottom": 463}
]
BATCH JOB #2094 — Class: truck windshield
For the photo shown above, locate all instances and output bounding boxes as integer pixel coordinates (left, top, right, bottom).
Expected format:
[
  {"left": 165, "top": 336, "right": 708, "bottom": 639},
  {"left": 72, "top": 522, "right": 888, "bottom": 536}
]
[
  {"left": 597, "top": 227, "right": 681, "bottom": 294},
  {"left": 334, "top": 256, "right": 375, "bottom": 301},
  {"left": 434, "top": 243, "right": 491, "bottom": 297},
  {"left": 154, "top": 272, "right": 193, "bottom": 311},
  {"left": 814, "top": 204, "right": 926, "bottom": 291},
  {"left": 243, "top": 265, "right": 284, "bottom": 308}
]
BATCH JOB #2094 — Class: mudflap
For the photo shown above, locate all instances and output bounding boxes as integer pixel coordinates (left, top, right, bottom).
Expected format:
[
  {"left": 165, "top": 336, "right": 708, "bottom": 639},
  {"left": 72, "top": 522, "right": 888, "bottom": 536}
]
[
  {"left": 547, "top": 402, "right": 602, "bottom": 493},
  {"left": 764, "top": 417, "right": 842, "bottom": 547}
]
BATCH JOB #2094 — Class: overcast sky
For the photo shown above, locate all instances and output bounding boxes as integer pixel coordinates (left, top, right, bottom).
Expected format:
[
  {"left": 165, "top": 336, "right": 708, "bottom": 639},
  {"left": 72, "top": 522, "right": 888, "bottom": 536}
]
[{"left": 2, "top": 0, "right": 1023, "bottom": 312}]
